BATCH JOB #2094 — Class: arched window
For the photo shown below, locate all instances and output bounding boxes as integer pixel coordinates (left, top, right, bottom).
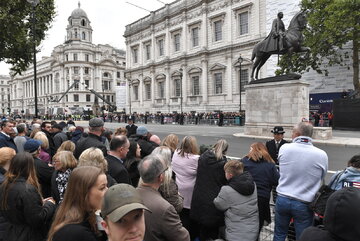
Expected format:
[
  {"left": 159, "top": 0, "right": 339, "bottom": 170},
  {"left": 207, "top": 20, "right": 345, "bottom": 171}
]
[
  {"left": 81, "top": 19, "right": 86, "bottom": 26},
  {"left": 74, "top": 30, "right": 78, "bottom": 39},
  {"left": 82, "top": 32, "right": 86, "bottom": 40}
]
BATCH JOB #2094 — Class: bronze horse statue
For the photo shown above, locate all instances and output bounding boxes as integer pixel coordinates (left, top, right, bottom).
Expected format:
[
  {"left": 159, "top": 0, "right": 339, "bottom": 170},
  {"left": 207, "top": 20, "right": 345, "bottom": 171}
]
[{"left": 251, "top": 11, "right": 310, "bottom": 81}]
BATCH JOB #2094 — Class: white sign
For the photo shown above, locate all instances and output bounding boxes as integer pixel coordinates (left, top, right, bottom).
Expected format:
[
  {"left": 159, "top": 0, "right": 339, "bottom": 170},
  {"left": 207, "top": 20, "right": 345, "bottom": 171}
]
[{"left": 115, "top": 83, "right": 127, "bottom": 111}]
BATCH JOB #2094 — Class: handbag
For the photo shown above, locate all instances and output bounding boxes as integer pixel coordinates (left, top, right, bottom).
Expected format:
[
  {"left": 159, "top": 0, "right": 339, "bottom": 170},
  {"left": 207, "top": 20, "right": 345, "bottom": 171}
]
[{"left": 309, "top": 170, "right": 344, "bottom": 217}]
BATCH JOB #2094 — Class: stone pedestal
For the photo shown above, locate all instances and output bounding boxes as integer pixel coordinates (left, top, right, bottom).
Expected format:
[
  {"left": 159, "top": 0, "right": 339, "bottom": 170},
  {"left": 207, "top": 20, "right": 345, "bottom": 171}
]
[{"left": 244, "top": 79, "right": 310, "bottom": 139}]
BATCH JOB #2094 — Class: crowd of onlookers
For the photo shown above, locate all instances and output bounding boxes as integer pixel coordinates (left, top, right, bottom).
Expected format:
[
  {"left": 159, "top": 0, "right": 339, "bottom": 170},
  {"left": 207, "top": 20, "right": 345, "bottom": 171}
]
[{"left": 0, "top": 116, "right": 359, "bottom": 241}]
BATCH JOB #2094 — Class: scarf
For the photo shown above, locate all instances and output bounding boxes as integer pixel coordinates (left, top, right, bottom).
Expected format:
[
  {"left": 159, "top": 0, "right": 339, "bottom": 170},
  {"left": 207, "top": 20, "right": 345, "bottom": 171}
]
[{"left": 56, "top": 168, "right": 72, "bottom": 203}]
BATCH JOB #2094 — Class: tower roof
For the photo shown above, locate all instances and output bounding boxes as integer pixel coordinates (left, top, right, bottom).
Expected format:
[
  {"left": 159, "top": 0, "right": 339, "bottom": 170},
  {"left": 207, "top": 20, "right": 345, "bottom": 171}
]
[{"left": 70, "top": 2, "right": 87, "bottom": 19}]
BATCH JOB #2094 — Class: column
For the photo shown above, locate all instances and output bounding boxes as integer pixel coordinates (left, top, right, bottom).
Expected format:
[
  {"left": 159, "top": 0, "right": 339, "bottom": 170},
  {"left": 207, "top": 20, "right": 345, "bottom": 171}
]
[
  {"left": 226, "top": 2, "right": 232, "bottom": 44},
  {"left": 182, "top": 12, "right": 187, "bottom": 52},
  {"left": 201, "top": 2, "right": 208, "bottom": 49},
  {"left": 201, "top": 60, "right": 208, "bottom": 103},
  {"left": 226, "top": 55, "right": 233, "bottom": 101},
  {"left": 139, "top": 76, "right": 143, "bottom": 106},
  {"left": 181, "top": 67, "right": 187, "bottom": 108},
  {"left": 151, "top": 70, "right": 155, "bottom": 104},
  {"left": 165, "top": 66, "right": 170, "bottom": 105},
  {"left": 80, "top": 66, "right": 84, "bottom": 90}
]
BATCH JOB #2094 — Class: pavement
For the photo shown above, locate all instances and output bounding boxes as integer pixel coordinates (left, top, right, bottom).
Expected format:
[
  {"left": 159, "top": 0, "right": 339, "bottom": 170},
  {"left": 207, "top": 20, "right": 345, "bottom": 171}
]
[{"left": 75, "top": 120, "right": 360, "bottom": 147}]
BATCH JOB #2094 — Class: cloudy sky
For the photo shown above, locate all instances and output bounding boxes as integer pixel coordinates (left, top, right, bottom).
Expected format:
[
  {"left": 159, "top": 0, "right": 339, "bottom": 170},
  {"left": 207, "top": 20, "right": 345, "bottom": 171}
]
[{"left": 0, "top": 0, "right": 174, "bottom": 75}]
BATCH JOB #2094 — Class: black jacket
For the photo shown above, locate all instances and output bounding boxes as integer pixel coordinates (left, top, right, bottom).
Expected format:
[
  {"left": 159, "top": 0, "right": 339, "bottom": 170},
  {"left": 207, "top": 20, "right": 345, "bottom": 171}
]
[
  {"left": 0, "top": 178, "right": 56, "bottom": 241},
  {"left": 74, "top": 133, "right": 107, "bottom": 159},
  {"left": 190, "top": 149, "right": 227, "bottom": 227},
  {"left": 130, "top": 135, "right": 158, "bottom": 158},
  {"left": 265, "top": 139, "right": 288, "bottom": 164},
  {"left": 52, "top": 220, "right": 102, "bottom": 241},
  {"left": 34, "top": 157, "right": 54, "bottom": 198},
  {"left": 0, "top": 168, "right": 7, "bottom": 241},
  {"left": 300, "top": 187, "right": 360, "bottom": 241},
  {"left": 242, "top": 156, "right": 279, "bottom": 200},
  {"left": 42, "top": 129, "right": 55, "bottom": 157},
  {"left": 106, "top": 155, "right": 131, "bottom": 185},
  {"left": 0, "top": 133, "right": 17, "bottom": 152},
  {"left": 125, "top": 124, "right": 138, "bottom": 138}
]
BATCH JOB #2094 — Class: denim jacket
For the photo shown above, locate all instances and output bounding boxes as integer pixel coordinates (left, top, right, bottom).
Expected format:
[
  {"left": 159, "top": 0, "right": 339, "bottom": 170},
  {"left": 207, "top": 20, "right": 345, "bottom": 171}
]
[{"left": 329, "top": 167, "right": 360, "bottom": 190}]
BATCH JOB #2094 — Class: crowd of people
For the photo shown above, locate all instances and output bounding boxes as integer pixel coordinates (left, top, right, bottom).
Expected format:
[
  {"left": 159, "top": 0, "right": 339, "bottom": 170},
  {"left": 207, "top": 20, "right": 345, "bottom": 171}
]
[{"left": 0, "top": 116, "right": 359, "bottom": 241}]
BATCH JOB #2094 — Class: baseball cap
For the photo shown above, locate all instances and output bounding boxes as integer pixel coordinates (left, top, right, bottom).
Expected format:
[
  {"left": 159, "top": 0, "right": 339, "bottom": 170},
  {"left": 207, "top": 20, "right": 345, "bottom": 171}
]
[
  {"left": 51, "top": 123, "right": 63, "bottom": 131},
  {"left": 89, "top": 118, "right": 104, "bottom": 127},
  {"left": 136, "top": 126, "right": 148, "bottom": 136},
  {"left": 24, "top": 139, "right": 42, "bottom": 153},
  {"left": 101, "top": 184, "right": 150, "bottom": 222}
]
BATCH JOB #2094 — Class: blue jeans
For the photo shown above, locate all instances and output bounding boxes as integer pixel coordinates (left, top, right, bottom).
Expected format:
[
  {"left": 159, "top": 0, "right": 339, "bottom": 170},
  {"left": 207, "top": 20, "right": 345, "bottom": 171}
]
[{"left": 273, "top": 195, "right": 313, "bottom": 241}]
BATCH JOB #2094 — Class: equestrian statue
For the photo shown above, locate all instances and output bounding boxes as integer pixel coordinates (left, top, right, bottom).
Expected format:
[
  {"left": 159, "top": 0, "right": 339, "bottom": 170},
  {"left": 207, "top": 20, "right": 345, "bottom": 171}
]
[{"left": 251, "top": 11, "right": 310, "bottom": 81}]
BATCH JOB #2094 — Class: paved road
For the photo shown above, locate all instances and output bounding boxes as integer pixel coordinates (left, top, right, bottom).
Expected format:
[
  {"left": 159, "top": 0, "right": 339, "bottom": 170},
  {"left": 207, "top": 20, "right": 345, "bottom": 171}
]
[{"left": 98, "top": 122, "right": 359, "bottom": 178}]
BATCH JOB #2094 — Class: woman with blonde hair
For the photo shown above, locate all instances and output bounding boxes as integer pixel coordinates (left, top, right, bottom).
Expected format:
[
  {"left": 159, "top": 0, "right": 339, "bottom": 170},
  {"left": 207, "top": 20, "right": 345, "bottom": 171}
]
[
  {"left": 78, "top": 147, "right": 116, "bottom": 187},
  {"left": 242, "top": 142, "right": 279, "bottom": 234},
  {"left": 114, "top": 127, "right": 127, "bottom": 136},
  {"left": 51, "top": 151, "right": 77, "bottom": 204},
  {"left": 33, "top": 131, "right": 51, "bottom": 163},
  {"left": 172, "top": 136, "right": 200, "bottom": 239},
  {"left": 57, "top": 140, "right": 76, "bottom": 153},
  {"left": 152, "top": 146, "right": 184, "bottom": 213},
  {"left": 161, "top": 134, "right": 179, "bottom": 155},
  {"left": 191, "top": 139, "right": 229, "bottom": 240},
  {"left": 0, "top": 152, "right": 56, "bottom": 241},
  {"left": 47, "top": 166, "right": 107, "bottom": 241}
]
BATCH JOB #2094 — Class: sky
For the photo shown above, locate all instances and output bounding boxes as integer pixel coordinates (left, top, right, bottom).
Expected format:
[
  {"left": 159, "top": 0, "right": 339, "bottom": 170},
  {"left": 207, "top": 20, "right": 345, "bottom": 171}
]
[{"left": 0, "top": 0, "right": 174, "bottom": 75}]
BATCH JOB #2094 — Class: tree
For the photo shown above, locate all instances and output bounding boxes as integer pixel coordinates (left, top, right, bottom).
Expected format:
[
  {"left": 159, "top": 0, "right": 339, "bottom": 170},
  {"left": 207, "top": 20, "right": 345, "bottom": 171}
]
[
  {"left": 0, "top": 0, "right": 55, "bottom": 75},
  {"left": 277, "top": 0, "right": 360, "bottom": 92}
]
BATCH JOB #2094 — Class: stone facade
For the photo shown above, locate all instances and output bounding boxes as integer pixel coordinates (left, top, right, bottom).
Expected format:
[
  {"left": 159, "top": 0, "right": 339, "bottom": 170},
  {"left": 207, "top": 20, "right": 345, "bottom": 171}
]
[
  {"left": 0, "top": 75, "right": 10, "bottom": 115},
  {"left": 124, "top": 0, "right": 267, "bottom": 113},
  {"left": 9, "top": 4, "right": 126, "bottom": 116},
  {"left": 125, "top": 0, "right": 355, "bottom": 114}
]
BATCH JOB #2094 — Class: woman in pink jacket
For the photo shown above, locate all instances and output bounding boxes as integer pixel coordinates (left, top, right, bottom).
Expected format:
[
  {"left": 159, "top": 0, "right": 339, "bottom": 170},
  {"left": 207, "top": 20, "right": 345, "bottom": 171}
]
[{"left": 172, "top": 136, "right": 200, "bottom": 240}]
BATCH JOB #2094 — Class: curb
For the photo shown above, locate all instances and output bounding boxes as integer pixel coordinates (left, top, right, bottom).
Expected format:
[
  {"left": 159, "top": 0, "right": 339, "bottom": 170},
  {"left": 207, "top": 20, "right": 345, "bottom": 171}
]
[{"left": 233, "top": 133, "right": 360, "bottom": 147}]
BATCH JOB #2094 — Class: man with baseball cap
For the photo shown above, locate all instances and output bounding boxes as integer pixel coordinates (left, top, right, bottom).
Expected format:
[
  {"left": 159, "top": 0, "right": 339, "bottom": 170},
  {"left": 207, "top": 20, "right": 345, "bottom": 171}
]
[
  {"left": 101, "top": 184, "right": 150, "bottom": 241},
  {"left": 74, "top": 118, "right": 107, "bottom": 159}
]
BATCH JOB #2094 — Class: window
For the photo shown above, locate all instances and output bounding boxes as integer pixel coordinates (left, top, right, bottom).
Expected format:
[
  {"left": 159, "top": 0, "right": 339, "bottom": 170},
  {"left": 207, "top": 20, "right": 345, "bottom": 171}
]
[
  {"left": 74, "top": 30, "right": 78, "bottom": 39},
  {"left": 145, "top": 83, "right": 151, "bottom": 100},
  {"left": 65, "top": 54, "right": 69, "bottom": 61},
  {"left": 85, "top": 80, "right": 90, "bottom": 88},
  {"left": 214, "top": 73, "right": 223, "bottom": 94},
  {"left": 214, "top": 20, "right": 222, "bottom": 41},
  {"left": 117, "top": 72, "right": 120, "bottom": 78},
  {"left": 82, "top": 32, "right": 86, "bottom": 40},
  {"left": 84, "top": 67, "right": 89, "bottom": 74},
  {"left": 158, "top": 39, "right": 164, "bottom": 56},
  {"left": 73, "top": 53, "right": 78, "bottom": 61},
  {"left": 192, "top": 27, "right": 199, "bottom": 47},
  {"left": 85, "top": 54, "right": 89, "bottom": 62},
  {"left": 240, "top": 69, "right": 248, "bottom": 92},
  {"left": 145, "top": 44, "right": 151, "bottom": 60},
  {"left": 192, "top": 76, "right": 200, "bottom": 95},
  {"left": 74, "top": 94, "right": 79, "bottom": 102},
  {"left": 86, "top": 94, "right": 91, "bottom": 102},
  {"left": 158, "top": 81, "right": 165, "bottom": 98},
  {"left": 74, "top": 81, "right": 79, "bottom": 90},
  {"left": 81, "top": 19, "right": 86, "bottom": 26},
  {"left": 103, "top": 72, "right": 109, "bottom": 78},
  {"left": 174, "top": 33, "right": 180, "bottom": 52},
  {"left": 103, "top": 81, "right": 110, "bottom": 90},
  {"left": 134, "top": 86, "right": 139, "bottom": 100},
  {"left": 174, "top": 79, "right": 181, "bottom": 97},
  {"left": 73, "top": 67, "right": 79, "bottom": 74},
  {"left": 239, "top": 12, "right": 249, "bottom": 35},
  {"left": 106, "top": 95, "right": 111, "bottom": 102},
  {"left": 132, "top": 48, "right": 138, "bottom": 63}
]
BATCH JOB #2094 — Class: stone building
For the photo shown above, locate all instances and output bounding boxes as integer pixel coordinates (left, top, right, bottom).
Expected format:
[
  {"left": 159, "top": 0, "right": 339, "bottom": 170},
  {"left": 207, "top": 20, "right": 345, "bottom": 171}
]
[
  {"left": 9, "top": 3, "right": 126, "bottom": 116},
  {"left": 124, "top": 0, "right": 265, "bottom": 113},
  {"left": 0, "top": 75, "right": 10, "bottom": 115},
  {"left": 124, "top": 0, "right": 355, "bottom": 114}
]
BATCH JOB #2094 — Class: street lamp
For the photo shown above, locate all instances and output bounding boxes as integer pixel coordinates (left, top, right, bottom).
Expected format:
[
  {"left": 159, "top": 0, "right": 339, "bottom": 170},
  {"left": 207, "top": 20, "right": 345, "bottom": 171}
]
[
  {"left": 238, "top": 55, "right": 243, "bottom": 113},
  {"left": 179, "top": 68, "right": 183, "bottom": 114},
  {"left": 27, "top": 0, "right": 40, "bottom": 118}
]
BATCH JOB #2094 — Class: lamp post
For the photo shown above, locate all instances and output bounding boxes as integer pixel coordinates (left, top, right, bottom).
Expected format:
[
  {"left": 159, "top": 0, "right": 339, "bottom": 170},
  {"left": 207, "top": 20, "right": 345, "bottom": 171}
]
[
  {"left": 179, "top": 68, "right": 183, "bottom": 114},
  {"left": 27, "top": 0, "right": 40, "bottom": 119},
  {"left": 238, "top": 55, "right": 243, "bottom": 113}
]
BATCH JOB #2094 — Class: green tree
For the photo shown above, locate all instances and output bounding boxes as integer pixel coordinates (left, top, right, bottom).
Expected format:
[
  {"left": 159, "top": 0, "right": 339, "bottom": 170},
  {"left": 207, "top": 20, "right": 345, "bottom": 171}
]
[
  {"left": 277, "top": 0, "right": 360, "bottom": 92},
  {"left": 0, "top": 0, "right": 55, "bottom": 75}
]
